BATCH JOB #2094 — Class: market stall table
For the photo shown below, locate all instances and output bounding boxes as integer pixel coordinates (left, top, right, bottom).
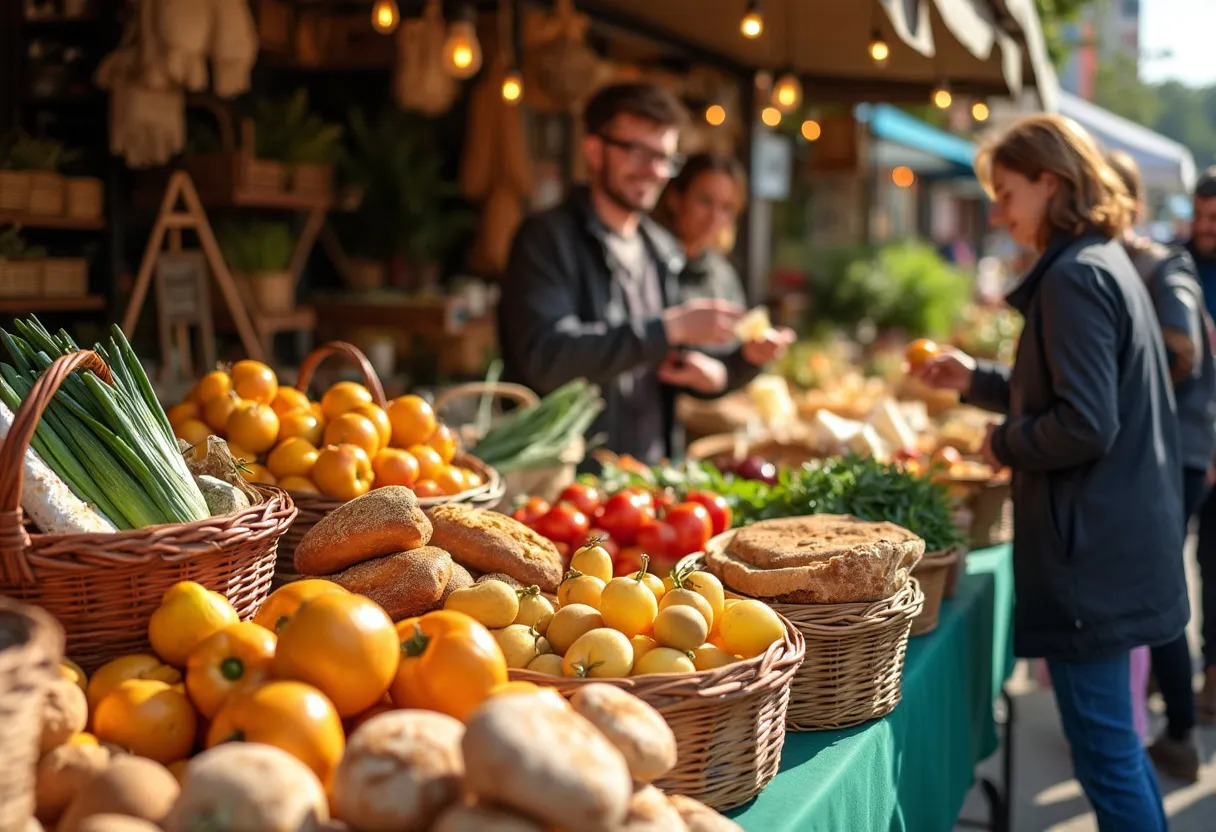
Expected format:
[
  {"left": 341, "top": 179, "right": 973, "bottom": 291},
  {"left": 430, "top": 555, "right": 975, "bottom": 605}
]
[{"left": 729, "top": 544, "right": 1015, "bottom": 832}]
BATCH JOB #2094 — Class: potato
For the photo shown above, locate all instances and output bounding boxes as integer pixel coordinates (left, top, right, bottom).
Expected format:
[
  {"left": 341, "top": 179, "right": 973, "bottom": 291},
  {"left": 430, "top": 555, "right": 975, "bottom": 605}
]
[
  {"left": 444, "top": 580, "right": 519, "bottom": 628},
  {"left": 431, "top": 803, "right": 547, "bottom": 832},
  {"left": 35, "top": 741, "right": 111, "bottom": 824},
  {"left": 331, "top": 710, "right": 464, "bottom": 832},
  {"left": 40, "top": 677, "right": 89, "bottom": 752},
  {"left": 617, "top": 784, "right": 688, "bottom": 831},
  {"left": 166, "top": 743, "right": 328, "bottom": 832},
  {"left": 57, "top": 755, "right": 178, "bottom": 832},
  {"left": 77, "top": 815, "right": 164, "bottom": 832},
  {"left": 462, "top": 690, "right": 632, "bottom": 832},
  {"left": 568, "top": 684, "right": 676, "bottom": 783},
  {"left": 667, "top": 795, "right": 744, "bottom": 832}
]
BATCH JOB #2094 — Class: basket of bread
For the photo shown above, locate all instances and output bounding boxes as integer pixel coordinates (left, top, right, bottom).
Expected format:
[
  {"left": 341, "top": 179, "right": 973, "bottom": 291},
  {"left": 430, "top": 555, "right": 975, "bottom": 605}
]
[{"left": 689, "top": 514, "right": 925, "bottom": 731}]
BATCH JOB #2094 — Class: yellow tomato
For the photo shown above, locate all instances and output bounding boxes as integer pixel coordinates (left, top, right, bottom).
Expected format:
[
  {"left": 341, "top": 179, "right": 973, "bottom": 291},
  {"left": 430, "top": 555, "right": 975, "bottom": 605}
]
[
  {"left": 372, "top": 447, "right": 419, "bottom": 489},
  {"left": 630, "top": 634, "right": 658, "bottom": 663},
  {"left": 406, "top": 444, "right": 445, "bottom": 482},
  {"left": 387, "top": 395, "right": 437, "bottom": 448},
  {"left": 462, "top": 468, "right": 484, "bottom": 488},
  {"left": 561, "top": 628, "right": 633, "bottom": 678},
  {"left": 599, "top": 573, "right": 658, "bottom": 638},
  {"left": 227, "top": 402, "right": 280, "bottom": 455},
  {"left": 185, "top": 621, "right": 277, "bottom": 718},
  {"left": 253, "top": 578, "right": 349, "bottom": 633},
  {"left": 93, "top": 679, "right": 197, "bottom": 763},
  {"left": 196, "top": 370, "right": 232, "bottom": 403},
  {"left": 202, "top": 392, "right": 241, "bottom": 432},
  {"left": 684, "top": 570, "right": 726, "bottom": 625},
  {"left": 719, "top": 600, "right": 785, "bottom": 659},
  {"left": 240, "top": 463, "right": 276, "bottom": 485},
  {"left": 277, "top": 409, "right": 323, "bottom": 446},
  {"left": 636, "top": 571, "right": 666, "bottom": 603},
  {"left": 271, "top": 386, "right": 312, "bottom": 416},
  {"left": 148, "top": 581, "right": 240, "bottom": 667},
  {"left": 266, "top": 437, "right": 319, "bottom": 480},
  {"left": 174, "top": 418, "right": 211, "bottom": 447},
  {"left": 658, "top": 588, "right": 714, "bottom": 631},
  {"left": 432, "top": 465, "right": 468, "bottom": 496},
  {"left": 570, "top": 540, "right": 614, "bottom": 583},
  {"left": 87, "top": 654, "right": 181, "bottom": 711},
  {"left": 427, "top": 424, "right": 459, "bottom": 464},
  {"left": 632, "top": 647, "right": 696, "bottom": 675},
  {"left": 278, "top": 475, "right": 319, "bottom": 494},
  {"left": 352, "top": 403, "right": 392, "bottom": 449},
  {"left": 167, "top": 401, "right": 200, "bottom": 429},
  {"left": 558, "top": 572, "right": 605, "bottom": 609},
  {"left": 692, "top": 643, "right": 738, "bottom": 671},
  {"left": 652, "top": 605, "right": 708, "bottom": 652},
  {"left": 545, "top": 604, "right": 603, "bottom": 655},
  {"left": 312, "top": 443, "right": 373, "bottom": 501},
  {"left": 324, "top": 412, "right": 381, "bottom": 458},
  {"left": 525, "top": 653, "right": 565, "bottom": 676},
  {"left": 231, "top": 360, "right": 278, "bottom": 405},
  {"left": 321, "top": 381, "right": 373, "bottom": 421}
]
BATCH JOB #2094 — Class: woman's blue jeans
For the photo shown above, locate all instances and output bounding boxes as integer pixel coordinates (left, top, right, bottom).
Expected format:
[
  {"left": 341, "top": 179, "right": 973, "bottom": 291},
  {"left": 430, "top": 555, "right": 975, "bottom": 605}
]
[{"left": 1048, "top": 653, "right": 1168, "bottom": 832}]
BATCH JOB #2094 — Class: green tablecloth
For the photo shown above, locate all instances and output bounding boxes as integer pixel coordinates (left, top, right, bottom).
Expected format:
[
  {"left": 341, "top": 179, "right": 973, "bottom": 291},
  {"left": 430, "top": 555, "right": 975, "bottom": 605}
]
[{"left": 729, "top": 544, "right": 1015, "bottom": 832}]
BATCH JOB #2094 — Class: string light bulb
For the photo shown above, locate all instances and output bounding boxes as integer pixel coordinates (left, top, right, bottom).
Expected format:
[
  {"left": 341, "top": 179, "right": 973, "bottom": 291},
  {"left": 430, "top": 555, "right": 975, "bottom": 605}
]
[
  {"left": 443, "top": 6, "right": 483, "bottom": 79},
  {"left": 371, "top": 0, "right": 399, "bottom": 34},
  {"left": 705, "top": 104, "right": 726, "bottom": 126},
  {"left": 892, "top": 166, "right": 915, "bottom": 188},
  {"left": 772, "top": 72, "right": 802, "bottom": 112},
  {"left": 971, "top": 100, "right": 990, "bottom": 122},
  {"left": 761, "top": 107, "right": 781, "bottom": 127},
  {"left": 868, "top": 30, "right": 890, "bottom": 66},
  {"left": 741, "top": 0, "right": 763, "bottom": 38},
  {"left": 932, "top": 83, "right": 953, "bottom": 109},
  {"left": 502, "top": 69, "right": 523, "bottom": 103},
  {"left": 801, "top": 119, "right": 821, "bottom": 141}
]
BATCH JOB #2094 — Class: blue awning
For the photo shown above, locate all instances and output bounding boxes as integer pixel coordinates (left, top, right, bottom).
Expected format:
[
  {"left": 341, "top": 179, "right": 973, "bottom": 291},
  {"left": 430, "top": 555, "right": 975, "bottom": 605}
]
[{"left": 855, "top": 103, "right": 976, "bottom": 170}]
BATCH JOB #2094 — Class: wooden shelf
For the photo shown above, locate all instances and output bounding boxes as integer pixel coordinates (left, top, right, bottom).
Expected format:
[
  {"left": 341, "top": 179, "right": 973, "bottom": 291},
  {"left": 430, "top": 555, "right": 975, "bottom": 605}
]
[
  {"left": 0, "top": 212, "right": 104, "bottom": 230},
  {"left": 0, "top": 294, "right": 104, "bottom": 314}
]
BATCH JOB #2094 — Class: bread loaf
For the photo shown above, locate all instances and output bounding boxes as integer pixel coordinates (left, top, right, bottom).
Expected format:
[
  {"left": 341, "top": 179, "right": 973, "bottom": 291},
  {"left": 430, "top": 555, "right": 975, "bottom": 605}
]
[
  {"left": 441, "top": 561, "right": 475, "bottom": 604},
  {"left": 329, "top": 547, "right": 453, "bottom": 620},
  {"left": 427, "top": 504, "right": 563, "bottom": 593},
  {"left": 295, "top": 486, "right": 431, "bottom": 575}
]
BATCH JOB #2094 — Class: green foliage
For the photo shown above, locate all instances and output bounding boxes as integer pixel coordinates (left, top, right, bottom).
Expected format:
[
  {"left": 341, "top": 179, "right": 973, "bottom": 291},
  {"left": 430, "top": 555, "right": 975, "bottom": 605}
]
[
  {"left": 216, "top": 219, "right": 295, "bottom": 273},
  {"left": 1094, "top": 51, "right": 1163, "bottom": 130},
  {"left": 1034, "top": 0, "right": 1094, "bottom": 67},
  {"left": 248, "top": 89, "right": 344, "bottom": 165},
  {"left": 0, "top": 131, "right": 80, "bottom": 172},
  {"left": 333, "top": 108, "right": 475, "bottom": 265},
  {"left": 0, "top": 226, "right": 46, "bottom": 261}
]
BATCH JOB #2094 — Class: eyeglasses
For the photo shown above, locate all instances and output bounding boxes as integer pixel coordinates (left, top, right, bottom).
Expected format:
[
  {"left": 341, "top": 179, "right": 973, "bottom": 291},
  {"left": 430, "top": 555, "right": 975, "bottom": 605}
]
[{"left": 596, "top": 134, "right": 685, "bottom": 176}]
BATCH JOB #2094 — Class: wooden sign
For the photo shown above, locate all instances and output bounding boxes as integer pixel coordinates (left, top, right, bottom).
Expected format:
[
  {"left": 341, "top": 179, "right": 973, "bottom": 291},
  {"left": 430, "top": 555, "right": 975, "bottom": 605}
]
[{"left": 153, "top": 251, "right": 216, "bottom": 383}]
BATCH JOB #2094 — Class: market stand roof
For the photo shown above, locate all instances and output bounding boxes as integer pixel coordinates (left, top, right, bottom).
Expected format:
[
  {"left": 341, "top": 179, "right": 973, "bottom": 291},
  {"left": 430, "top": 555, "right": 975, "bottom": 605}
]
[{"left": 576, "top": 0, "right": 1059, "bottom": 106}]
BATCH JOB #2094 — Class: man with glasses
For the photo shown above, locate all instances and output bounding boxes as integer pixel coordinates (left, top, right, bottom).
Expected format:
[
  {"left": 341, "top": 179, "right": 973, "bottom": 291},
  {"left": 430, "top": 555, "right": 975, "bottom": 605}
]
[{"left": 499, "top": 82, "right": 773, "bottom": 465}]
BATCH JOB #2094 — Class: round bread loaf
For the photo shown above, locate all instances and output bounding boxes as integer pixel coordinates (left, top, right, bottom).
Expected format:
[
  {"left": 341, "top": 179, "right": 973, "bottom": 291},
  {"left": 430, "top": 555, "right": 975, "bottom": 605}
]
[
  {"left": 329, "top": 546, "right": 453, "bottom": 620},
  {"left": 295, "top": 486, "right": 432, "bottom": 575},
  {"left": 427, "top": 504, "right": 563, "bottom": 593}
]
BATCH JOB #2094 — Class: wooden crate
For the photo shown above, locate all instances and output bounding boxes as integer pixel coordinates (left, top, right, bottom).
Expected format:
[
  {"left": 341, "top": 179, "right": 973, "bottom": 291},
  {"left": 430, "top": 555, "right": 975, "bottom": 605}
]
[
  {"left": 41, "top": 259, "right": 89, "bottom": 297},
  {"left": 27, "top": 172, "right": 65, "bottom": 216},
  {"left": 65, "top": 177, "right": 104, "bottom": 220},
  {"left": 0, "top": 261, "right": 41, "bottom": 297}
]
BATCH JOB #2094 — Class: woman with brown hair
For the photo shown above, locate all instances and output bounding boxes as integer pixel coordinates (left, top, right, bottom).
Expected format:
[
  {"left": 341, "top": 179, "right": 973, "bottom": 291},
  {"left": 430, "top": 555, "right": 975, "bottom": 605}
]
[{"left": 912, "top": 115, "right": 1185, "bottom": 830}]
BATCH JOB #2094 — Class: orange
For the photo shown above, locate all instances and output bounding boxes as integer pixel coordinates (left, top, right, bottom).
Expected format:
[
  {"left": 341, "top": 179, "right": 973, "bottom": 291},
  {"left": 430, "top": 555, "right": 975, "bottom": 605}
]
[
  {"left": 93, "top": 679, "right": 198, "bottom": 763},
  {"left": 413, "top": 479, "right": 443, "bottom": 498},
  {"left": 185, "top": 621, "right": 277, "bottom": 718},
  {"left": 427, "top": 424, "right": 459, "bottom": 464},
  {"left": 372, "top": 448, "right": 419, "bottom": 489},
  {"left": 324, "top": 412, "right": 381, "bottom": 458},
  {"left": 432, "top": 465, "right": 467, "bottom": 496},
  {"left": 387, "top": 395, "right": 437, "bottom": 448},
  {"left": 310, "top": 401, "right": 325, "bottom": 420},
  {"left": 208, "top": 681, "right": 345, "bottom": 787},
  {"left": 203, "top": 392, "right": 241, "bottom": 433},
  {"left": 87, "top": 653, "right": 181, "bottom": 711},
  {"left": 352, "top": 403, "right": 392, "bottom": 449},
  {"left": 240, "top": 463, "right": 276, "bottom": 485},
  {"left": 463, "top": 468, "right": 484, "bottom": 488},
  {"left": 905, "top": 338, "right": 940, "bottom": 367},
  {"left": 312, "top": 444, "right": 373, "bottom": 501},
  {"left": 253, "top": 578, "right": 349, "bottom": 634},
  {"left": 167, "top": 401, "right": 201, "bottom": 429},
  {"left": 174, "top": 418, "right": 212, "bottom": 447},
  {"left": 231, "top": 360, "right": 279, "bottom": 405},
  {"left": 227, "top": 402, "right": 280, "bottom": 454},
  {"left": 149, "top": 581, "right": 240, "bottom": 667},
  {"left": 271, "top": 386, "right": 312, "bottom": 416},
  {"left": 278, "top": 475, "right": 319, "bottom": 494},
  {"left": 278, "top": 409, "right": 323, "bottom": 446},
  {"left": 196, "top": 370, "right": 232, "bottom": 403},
  {"left": 273, "top": 592, "right": 400, "bottom": 717},
  {"left": 266, "top": 437, "right": 319, "bottom": 480},
  {"left": 407, "top": 444, "right": 445, "bottom": 481},
  {"left": 321, "top": 381, "right": 373, "bottom": 421}
]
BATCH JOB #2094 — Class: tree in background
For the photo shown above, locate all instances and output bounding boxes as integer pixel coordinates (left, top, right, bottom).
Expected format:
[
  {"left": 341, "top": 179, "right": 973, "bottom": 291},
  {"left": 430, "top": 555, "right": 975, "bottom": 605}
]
[{"left": 1035, "top": 0, "right": 1094, "bottom": 67}]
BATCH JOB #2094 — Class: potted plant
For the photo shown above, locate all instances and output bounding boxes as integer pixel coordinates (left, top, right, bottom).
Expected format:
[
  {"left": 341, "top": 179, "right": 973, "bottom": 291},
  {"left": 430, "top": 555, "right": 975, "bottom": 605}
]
[
  {"left": 0, "top": 132, "right": 81, "bottom": 215},
  {"left": 0, "top": 225, "right": 47, "bottom": 297},
  {"left": 216, "top": 218, "right": 297, "bottom": 315},
  {"left": 249, "top": 89, "right": 344, "bottom": 199},
  {"left": 334, "top": 109, "right": 474, "bottom": 292}
]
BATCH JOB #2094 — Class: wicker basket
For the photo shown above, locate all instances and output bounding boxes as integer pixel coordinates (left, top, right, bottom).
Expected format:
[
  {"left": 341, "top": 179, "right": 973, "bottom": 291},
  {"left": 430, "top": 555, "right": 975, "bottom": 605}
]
[
  {"left": 291, "top": 163, "right": 334, "bottom": 200},
  {"left": 40, "top": 258, "right": 88, "bottom": 297},
  {"left": 0, "top": 261, "right": 40, "bottom": 297},
  {"left": 509, "top": 616, "right": 804, "bottom": 810},
  {"left": 968, "top": 478, "right": 1013, "bottom": 547},
  {"left": 685, "top": 430, "right": 824, "bottom": 472},
  {"left": 0, "top": 351, "right": 297, "bottom": 672},
  {"left": 0, "top": 171, "right": 30, "bottom": 212},
  {"left": 434, "top": 382, "right": 583, "bottom": 506},
  {"left": 0, "top": 597, "right": 63, "bottom": 831},
  {"left": 64, "top": 177, "right": 103, "bottom": 220},
  {"left": 273, "top": 342, "right": 504, "bottom": 586},
  {"left": 26, "top": 172, "right": 64, "bottom": 216},
  {"left": 910, "top": 546, "right": 961, "bottom": 636}
]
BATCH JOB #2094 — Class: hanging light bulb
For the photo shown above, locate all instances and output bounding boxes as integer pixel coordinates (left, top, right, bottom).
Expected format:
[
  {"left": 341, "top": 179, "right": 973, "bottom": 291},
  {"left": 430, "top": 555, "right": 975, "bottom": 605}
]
[
  {"left": 932, "top": 83, "right": 953, "bottom": 109},
  {"left": 741, "top": 0, "right": 763, "bottom": 38},
  {"left": 705, "top": 104, "right": 726, "bottom": 126},
  {"left": 892, "top": 166, "right": 915, "bottom": 188},
  {"left": 502, "top": 69, "right": 523, "bottom": 103},
  {"left": 971, "top": 100, "right": 990, "bottom": 122},
  {"left": 801, "top": 119, "right": 821, "bottom": 142},
  {"left": 443, "top": 6, "right": 483, "bottom": 79},
  {"left": 772, "top": 72, "right": 802, "bottom": 112},
  {"left": 868, "top": 29, "right": 889, "bottom": 66},
  {"left": 761, "top": 107, "right": 781, "bottom": 127},
  {"left": 371, "top": 0, "right": 399, "bottom": 34}
]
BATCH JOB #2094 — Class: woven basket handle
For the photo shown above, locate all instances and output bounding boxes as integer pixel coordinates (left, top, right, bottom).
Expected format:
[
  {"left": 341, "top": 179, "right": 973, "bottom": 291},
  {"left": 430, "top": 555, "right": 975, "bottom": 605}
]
[
  {"left": 295, "top": 341, "right": 386, "bottom": 407},
  {"left": 433, "top": 382, "right": 539, "bottom": 413},
  {"left": 0, "top": 350, "right": 112, "bottom": 586}
]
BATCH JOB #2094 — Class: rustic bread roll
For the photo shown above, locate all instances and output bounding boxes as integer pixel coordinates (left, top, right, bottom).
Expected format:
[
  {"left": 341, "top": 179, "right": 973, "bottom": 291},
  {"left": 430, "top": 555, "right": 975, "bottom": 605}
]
[
  {"left": 427, "top": 504, "right": 563, "bottom": 593},
  {"left": 568, "top": 684, "right": 676, "bottom": 783},
  {"left": 295, "top": 486, "right": 431, "bottom": 575},
  {"left": 619, "top": 785, "right": 688, "bottom": 832},
  {"left": 475, "top": 571, "right": 523, "bottom": 590},
  {"left": 329, "top": 547, "right": 453, "bottom": 620},
  {"left": 726, "top": 515, "right": 922, "bottom": 570},
  {"left": 667, "top": 795, "right": 744, "bottom": 832}
]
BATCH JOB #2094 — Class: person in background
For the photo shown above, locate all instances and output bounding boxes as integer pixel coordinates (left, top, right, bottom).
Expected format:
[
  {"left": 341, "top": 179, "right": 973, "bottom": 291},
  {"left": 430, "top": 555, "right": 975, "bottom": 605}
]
[
  {"left": 498, "top": 83, "right": 788, "bottom": 465},
  {"left": 653, "top": 152, "right": 794, "bottom": 360},
  {"left": 1107, "top": 150, "right": 1216, "bottom": 782},
  {"left": 912, "top": 115, "right": 1185, "bottom": 831}
]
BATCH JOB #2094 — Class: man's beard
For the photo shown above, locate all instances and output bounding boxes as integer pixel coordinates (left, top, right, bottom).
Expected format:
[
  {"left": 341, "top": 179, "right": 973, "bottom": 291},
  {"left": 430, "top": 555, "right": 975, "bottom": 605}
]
[
  {"left": 598, "top": 164, "right": 655, "bottom": 214},
  {"left": 1194, "top": 235, "right": 1216, "bottom": 259}
]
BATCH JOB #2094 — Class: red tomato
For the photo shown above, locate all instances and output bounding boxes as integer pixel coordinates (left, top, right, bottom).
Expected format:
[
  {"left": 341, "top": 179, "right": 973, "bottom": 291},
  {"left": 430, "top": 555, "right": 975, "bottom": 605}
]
[
  {"left": 559, "top": 484, "right": 603, "bottom": 518},
  {"left": 624, "top": 487, "right": 656, "bottom": 509},
  {"left": 637, "top": 521, "right": 678, "bottom": 560},
  {"left": 587, "top": 528, "right": 620, "bottom": 560},
  {"left": 613, "top": 545, "right": 645, "bottom": 577},
  {"left": 597, "top": 492, "right": 657, "bottom": 547},
  {"left": 664, "top": 503, "right": 712, "bottom": 556},
  {"left": 535, "top": 503, "right": 590, "bottom": 546},
  {"left": 512, "top": 496, "right": 550, "bottom": 527},
  {"left": 652, "top": 488, "right": 678, "bottom": 517},
  {"left": 685, "top": 491, "right": 732, "bottom": 536}
]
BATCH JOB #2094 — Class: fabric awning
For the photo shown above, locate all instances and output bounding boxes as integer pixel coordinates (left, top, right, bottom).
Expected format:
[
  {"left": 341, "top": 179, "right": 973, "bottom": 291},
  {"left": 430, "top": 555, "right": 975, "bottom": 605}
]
[
  {"left": 1058, "top": 91, "right": 1197, "bottom": 194},
  {"left": 856, "top": 103, "right": 976, "bottom": 171}
]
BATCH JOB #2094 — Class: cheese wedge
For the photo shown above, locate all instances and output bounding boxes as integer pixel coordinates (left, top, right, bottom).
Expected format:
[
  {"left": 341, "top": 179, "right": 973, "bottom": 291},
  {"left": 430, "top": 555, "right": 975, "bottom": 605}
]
[
  {"left": 735, "top": 306, "right": 773, "bottom": 342},
  {"left": 870, "top": 398, "right": 918, "bottom": 452}
]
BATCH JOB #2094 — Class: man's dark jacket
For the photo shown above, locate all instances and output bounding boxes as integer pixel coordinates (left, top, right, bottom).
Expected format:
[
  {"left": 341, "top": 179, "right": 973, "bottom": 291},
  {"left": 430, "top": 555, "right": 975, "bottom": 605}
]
[
  {"left": 967, "top": 234, "right": 1188, "bottom": 661},
  {"left": 498, "top": 187, "right": 757, "bottom": 462}
]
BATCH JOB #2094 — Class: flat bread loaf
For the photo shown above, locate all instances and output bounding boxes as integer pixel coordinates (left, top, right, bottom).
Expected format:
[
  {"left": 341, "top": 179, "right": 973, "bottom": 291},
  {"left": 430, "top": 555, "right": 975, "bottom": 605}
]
[
  {"left": 426, "top": 504, "right": 564, "bottom": 593},
  {"left": 705, "top": 515, "right": 923, "bottom": 604}
]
